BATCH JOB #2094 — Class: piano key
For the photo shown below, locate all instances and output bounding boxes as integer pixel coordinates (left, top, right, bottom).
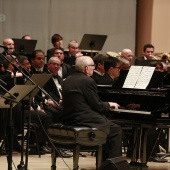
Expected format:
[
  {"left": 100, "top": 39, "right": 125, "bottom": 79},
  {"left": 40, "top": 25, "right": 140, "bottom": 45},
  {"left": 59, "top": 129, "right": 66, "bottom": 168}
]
[{"left": 109, "top": 108, "right": 151, "bottom": 115}]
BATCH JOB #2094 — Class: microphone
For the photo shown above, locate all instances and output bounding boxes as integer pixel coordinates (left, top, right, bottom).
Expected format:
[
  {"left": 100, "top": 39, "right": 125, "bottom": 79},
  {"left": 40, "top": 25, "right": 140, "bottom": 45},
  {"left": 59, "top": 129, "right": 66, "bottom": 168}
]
[{"left": 0, "top": 45, "right": 8, "bottom": 50}]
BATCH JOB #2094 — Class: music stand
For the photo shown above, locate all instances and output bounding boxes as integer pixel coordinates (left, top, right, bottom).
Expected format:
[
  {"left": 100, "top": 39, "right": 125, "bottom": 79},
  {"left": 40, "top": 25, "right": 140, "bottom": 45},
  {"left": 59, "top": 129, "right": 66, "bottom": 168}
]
[
  {"left": 79, "top": 34, "right": 107, "bottom": 57},
  {"left": 0, "top": 85, "right": 36, "bottom": 170},
  {"left": 24, "top": 74, "right": 52, "bottom": 99},
  {"left": 12, "top": 38, "right": 37, "bottom": 55},
  {"left": 0, "top": 85, "right": 36, "bottom": 108},
  {"left": 23, "top": 74, "right": 51, "bottom": 170}
]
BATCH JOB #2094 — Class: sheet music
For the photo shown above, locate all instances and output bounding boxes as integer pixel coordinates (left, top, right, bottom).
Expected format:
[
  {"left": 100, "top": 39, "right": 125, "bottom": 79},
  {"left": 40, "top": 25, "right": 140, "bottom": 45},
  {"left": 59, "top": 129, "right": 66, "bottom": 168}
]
[{"left": 123, "top": 66, "right": 155, "bottom": 89}]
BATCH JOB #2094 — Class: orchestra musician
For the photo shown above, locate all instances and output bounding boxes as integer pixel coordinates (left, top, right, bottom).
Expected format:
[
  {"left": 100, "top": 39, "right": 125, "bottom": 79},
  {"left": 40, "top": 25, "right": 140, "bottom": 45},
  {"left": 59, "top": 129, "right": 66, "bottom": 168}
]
[
  {"left": 134, "top": 44, "right": 157, "bottom": 65},
  {"left": 46, "top": 33, "right": 63, "bottom": 62},
  {"left": 98, "top": 56, "right": 121, "bottom": 85},
  {"left": 51, "top": 47, "right": 71, "bottom": 79},
  {"left": 90, "top": 54, "right": 107, "bottom": 84}
]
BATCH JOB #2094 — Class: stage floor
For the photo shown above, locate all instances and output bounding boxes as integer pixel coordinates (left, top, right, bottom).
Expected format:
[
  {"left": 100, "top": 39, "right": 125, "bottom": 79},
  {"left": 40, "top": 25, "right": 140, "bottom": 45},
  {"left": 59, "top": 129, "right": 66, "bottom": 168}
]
[{"left": 1, "top": 152, "right": 170, "bottom": 170}]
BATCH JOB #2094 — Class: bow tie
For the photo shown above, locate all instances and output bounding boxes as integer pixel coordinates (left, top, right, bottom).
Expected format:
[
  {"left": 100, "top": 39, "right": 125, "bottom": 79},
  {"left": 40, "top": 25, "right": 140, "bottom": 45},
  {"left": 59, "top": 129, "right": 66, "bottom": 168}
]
[
  {"left": 52, "top": 75, "right": 59, "bottom": 79},
  {"left": 36, "top": 70, "right": 42, "bottom": 74}
]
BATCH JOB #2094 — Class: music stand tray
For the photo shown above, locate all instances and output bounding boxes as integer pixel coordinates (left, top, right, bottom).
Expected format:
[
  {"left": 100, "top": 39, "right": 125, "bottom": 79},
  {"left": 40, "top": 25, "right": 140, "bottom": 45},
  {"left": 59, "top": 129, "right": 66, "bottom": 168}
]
[
  {"left": 0, "top": 85, "right": 36, "bottom": 108},
  {"left": 24, "top": 74, "right": 52, "bottom": 99},
  {"left": 12, "top": 38, "right": 37, "bottom": 54},
  {"left": 79, "top": 34, "right": 107, "bottom": 51}
]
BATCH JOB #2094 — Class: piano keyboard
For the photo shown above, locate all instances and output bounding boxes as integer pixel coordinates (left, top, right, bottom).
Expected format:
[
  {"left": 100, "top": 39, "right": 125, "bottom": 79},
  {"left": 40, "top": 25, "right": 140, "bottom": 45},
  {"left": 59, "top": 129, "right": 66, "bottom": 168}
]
[{"left": 109, "top": 108, "right": 151, "bottom": 115}]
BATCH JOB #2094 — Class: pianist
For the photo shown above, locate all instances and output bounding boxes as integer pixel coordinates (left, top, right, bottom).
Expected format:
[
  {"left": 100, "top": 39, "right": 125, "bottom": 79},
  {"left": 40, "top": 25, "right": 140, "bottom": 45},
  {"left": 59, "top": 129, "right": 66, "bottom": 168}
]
[{"left": 62, "top": 56, "right": 122, "bottom": 161}]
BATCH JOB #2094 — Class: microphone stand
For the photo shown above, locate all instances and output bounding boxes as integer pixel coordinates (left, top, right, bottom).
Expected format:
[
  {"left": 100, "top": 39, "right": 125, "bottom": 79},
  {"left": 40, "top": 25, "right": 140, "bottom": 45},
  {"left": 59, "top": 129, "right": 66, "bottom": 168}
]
[
  {"left": 0, "top": 85, "right": 19, "bottom": 170},
  {"left": 0, "top": 52, "right": 59, "bottom": 170}
]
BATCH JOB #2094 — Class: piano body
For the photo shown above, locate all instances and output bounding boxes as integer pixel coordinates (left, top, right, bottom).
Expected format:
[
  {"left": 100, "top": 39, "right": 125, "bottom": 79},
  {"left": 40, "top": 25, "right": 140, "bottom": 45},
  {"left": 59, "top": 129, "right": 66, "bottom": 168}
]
[{"left": 98, "top": 86, "right": 170, "bottom": 167}]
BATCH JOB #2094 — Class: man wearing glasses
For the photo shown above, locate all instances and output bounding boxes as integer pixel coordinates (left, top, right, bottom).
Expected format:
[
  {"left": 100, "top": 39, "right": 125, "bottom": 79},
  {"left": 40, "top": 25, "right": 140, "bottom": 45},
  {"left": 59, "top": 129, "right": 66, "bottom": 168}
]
[
  {"left": 62, "top": 56, "right": 122, "bottom": 161},
  {"left": 98, "top": 56, "right": 121, "bottom": 85}
]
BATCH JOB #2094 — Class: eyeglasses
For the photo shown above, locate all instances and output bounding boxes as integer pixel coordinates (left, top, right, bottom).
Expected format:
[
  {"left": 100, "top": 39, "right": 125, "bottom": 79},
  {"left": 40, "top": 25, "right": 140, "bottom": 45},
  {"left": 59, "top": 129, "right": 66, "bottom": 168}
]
[
  {"left": 70, "top": 46, "right": 79, "bottom": 49},
  {"left": 86, "top": 64, "right": 96, "bottom": 67}
]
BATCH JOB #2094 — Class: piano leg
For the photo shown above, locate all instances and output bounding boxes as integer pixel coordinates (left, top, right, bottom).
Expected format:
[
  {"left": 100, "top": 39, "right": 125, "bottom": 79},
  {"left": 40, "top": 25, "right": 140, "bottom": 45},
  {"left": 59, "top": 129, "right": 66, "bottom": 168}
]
[
  {"left": 141, "top": 127, "right": 149, "bottom": 164},
  {"left": 130, "top": 126, "right": 148, "bottom": 165},
  {"left": 130, "top": 126, "right": 162, "bottom": 167}
]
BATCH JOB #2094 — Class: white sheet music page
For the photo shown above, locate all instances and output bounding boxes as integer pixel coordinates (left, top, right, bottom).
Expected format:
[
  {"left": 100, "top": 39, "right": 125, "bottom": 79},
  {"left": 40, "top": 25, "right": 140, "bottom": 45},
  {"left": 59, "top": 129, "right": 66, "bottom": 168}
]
[
  {"left": 123, "top": 66, "right": 142, "bottom": 88},
  {"left": 135, "top": 66, "right": 155, "bottom": 89},
  {"left": 123, "top": 66, "right": 155, "bottom": 89}
]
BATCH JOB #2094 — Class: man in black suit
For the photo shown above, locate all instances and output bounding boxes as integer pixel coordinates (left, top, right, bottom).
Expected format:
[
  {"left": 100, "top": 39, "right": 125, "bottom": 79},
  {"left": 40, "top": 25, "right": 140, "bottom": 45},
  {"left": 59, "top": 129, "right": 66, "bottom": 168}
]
[
  {"left": 91, "top": 54, "right": 106, "bottom": 84},
  {"left": 63, "top": 40, "right": 83, "bottom": 67},
  {"left": 30, "top": 49, "right": 48, "bottom": 74},
  {"left": 98, "top": 56, "right": 121, "bottom": 85},
  {"left": 46, "top": 34, "right": 63, "bottom": 62},
  {"left": 134, "top": 44, "right": 157, "bottom": 65},
  {"left": 62, "top": 56, "right": 122, "bottom": 160},
  {"left": 52, "top": 47, "right": 71, "bottom": 79}
]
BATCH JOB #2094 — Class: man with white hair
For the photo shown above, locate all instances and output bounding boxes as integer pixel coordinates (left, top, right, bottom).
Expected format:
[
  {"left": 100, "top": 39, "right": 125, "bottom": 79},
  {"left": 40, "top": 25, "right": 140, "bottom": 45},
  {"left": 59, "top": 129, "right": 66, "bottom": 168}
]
[
  {"left": 120, "top": 48, "right": 133, "bottom": 65},
  {"left": 62, "top": 56, "right": 122, "bottom": 161}
]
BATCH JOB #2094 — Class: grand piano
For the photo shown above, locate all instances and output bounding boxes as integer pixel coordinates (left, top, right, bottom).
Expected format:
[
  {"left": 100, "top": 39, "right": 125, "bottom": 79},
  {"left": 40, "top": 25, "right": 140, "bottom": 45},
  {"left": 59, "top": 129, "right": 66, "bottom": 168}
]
[{"left": 97, "top": 70, "right": 170, "bottom": 168}]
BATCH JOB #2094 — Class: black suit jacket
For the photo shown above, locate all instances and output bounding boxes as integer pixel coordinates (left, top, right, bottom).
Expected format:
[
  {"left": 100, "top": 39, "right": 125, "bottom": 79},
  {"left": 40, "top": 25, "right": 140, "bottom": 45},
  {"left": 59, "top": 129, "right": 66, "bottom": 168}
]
[
  {"left": 98, "top": 73, "right": 116, "bottom": 85},
  {"left": 61, "top": 62, "right": 71, "bottom": 79},
  {"left": 43, "top": 74, "right": 63, "bottom": 103},
  {"left": 62, "top": 71, "right": 110, "bottom": 134},
  {"left": 30, "top": 64, "right": 48, "bottom": 75},
  {"left": 134, "top": 56, "right": 145, "bottom": 65},
  {"left": 0, "top": 70, "right": 14, "bottom": 91},
  {"left": 46, "top": 48, "right": 54, "bottom": 62},
  {"left": 90, "top": 71, "right": 103, "bottom": 84}
]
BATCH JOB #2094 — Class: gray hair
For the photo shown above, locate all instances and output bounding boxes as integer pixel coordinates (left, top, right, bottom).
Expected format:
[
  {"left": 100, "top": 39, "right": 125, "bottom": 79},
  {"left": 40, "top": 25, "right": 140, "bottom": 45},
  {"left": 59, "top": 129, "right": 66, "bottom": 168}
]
[
  {"left": 48, "top": 56, "right": 61, "bottom": 64},
  {"left": 68, "top": 40, "right": 78, "bottom": 47},
  {"left": 75, "top": 56, "right": 93, "bottom": 72}
]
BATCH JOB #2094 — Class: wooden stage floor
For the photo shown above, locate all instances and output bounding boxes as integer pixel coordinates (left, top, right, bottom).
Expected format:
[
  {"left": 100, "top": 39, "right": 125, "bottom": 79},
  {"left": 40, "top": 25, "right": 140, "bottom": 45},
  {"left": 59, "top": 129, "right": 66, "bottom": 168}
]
[{"left": 1, "top": 152, "right": 170, "bottom": 170}]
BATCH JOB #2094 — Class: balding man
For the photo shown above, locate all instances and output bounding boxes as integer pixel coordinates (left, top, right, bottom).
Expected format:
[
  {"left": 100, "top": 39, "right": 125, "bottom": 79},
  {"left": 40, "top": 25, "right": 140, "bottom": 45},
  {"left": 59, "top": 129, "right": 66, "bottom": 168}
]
[
  {"left": 120, "top": 49, "right": 133, "bottom": 64},
  {"left": 2, "top": 38, "right": 15, "bottom": 55},
  {"left": 62, "top": 56, "right": 122, "bottom": 161}
]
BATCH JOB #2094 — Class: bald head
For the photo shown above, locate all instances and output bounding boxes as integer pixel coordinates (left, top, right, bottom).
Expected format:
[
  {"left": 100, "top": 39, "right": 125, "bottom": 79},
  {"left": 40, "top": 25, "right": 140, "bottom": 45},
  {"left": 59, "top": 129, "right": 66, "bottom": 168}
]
[
  {"left": 121, "top": 49, "right": 133, "bottom": 63},
  {"left": 3, "top": 38, "right": 15, "bottom": 54}
]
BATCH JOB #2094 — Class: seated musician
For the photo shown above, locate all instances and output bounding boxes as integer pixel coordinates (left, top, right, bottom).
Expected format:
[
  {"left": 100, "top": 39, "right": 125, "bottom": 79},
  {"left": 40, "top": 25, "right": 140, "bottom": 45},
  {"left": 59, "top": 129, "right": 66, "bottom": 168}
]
[
  {"left": 98, "top": 56, "right": 121, "bottom": 85},
  {"left": 134, "top": 44, "right": 157, "bottom": 65},
  {"left": 90, "top": 54, "right": 107, "bottom": 84},
  {"left": 51, "top": 47, "right": 71, "bottom": 79},
  {"left": 62, "top": 56, "right": 122, "bottom": 161},
  {"left": 46, "top": 33, "right": 63, "bottom": 63},
  {"left": 1, "top": 55, "right": 53, "bottom": 154}
]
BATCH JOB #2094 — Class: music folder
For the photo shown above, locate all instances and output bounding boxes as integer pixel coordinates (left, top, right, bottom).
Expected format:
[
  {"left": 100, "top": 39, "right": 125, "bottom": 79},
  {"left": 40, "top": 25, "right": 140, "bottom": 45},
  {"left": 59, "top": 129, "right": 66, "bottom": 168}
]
[
  {"left": 123, "top": 66, "right": 155, "bottom": 89},
  {"left": 12, "top": 38, "right": 37, "bottom": 55},
  {"left": 79, "top": 34, "right": 107, "bottom": 51},
  {"left": 0, "top": 85, "right": 36, "bottom": 108}
]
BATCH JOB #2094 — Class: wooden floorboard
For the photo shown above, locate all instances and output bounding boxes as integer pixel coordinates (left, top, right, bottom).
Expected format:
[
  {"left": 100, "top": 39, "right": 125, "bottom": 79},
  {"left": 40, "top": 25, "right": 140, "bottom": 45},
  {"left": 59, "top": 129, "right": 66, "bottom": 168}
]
[{"left": 1, "top": 152, "right": 170, "bottom": 170}]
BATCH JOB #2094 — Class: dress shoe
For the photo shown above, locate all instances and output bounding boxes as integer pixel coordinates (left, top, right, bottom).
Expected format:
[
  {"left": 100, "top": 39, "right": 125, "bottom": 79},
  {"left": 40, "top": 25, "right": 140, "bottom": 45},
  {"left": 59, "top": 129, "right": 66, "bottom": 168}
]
[
  {"left": 79, "top": 152, "right": 86, "bottom": 157},
  {"left": 57, "top": 149, "right": 73, "bottom": 158},
  {"left": 40, "top": 146, "right": 51, "bottom": 154},
  {"left": 28, "top": 148, "right": 45, "bottom": 155},
  {"left": 148, "top": 156, "right": 168, "bottom": 163}
]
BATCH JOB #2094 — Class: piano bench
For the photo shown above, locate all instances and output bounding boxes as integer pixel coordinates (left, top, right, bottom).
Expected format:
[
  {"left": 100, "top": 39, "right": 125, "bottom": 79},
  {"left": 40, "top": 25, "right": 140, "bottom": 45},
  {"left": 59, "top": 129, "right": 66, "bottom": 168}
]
[{"left": 47, "top": 123, "right": 107, "bottom": 170}]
